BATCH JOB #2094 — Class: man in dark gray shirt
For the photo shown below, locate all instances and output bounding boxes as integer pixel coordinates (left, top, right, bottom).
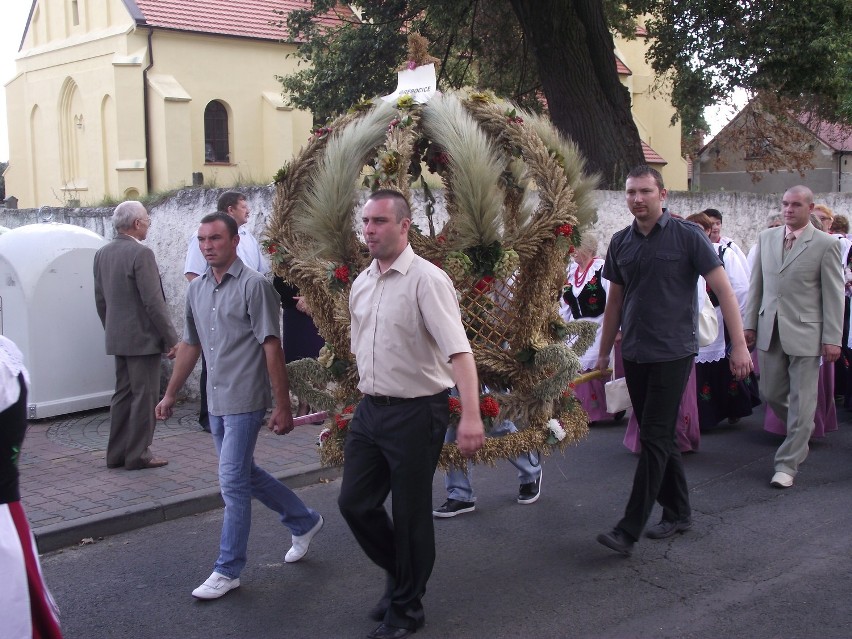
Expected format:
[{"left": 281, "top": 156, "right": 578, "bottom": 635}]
[
  {"left": 156, "top": 212, "right": 323, "bottom": 599},
  {"left": 594, "top": 166, "right": 752, "bottom": 556}
]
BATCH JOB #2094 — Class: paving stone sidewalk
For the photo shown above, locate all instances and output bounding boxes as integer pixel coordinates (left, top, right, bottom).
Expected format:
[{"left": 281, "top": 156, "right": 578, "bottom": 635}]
[{"left": 18, "top": 400, "right": 338, "bottom": 552}]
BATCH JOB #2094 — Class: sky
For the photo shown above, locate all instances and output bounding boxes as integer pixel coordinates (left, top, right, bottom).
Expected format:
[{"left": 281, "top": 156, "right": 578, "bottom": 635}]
[{"left": 0, "top": 0, "right": 743, "bottom": 163}]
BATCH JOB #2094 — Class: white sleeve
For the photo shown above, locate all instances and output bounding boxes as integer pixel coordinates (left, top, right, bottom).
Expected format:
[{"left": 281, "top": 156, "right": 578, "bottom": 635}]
[
  {"left": 724, "top": 249, "right": 750, "bottom": 317},
  {"left": 236, "top": 231, "right": 270, "bottom": 275},
  {"left": 184, "top": 234, "right": 206, "bottom": 276}
]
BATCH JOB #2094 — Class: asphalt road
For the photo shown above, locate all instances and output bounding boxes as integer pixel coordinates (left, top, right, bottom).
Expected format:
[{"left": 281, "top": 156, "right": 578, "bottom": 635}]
[{"left": 40, "top": 409, "right": 852, "bottom": 639}]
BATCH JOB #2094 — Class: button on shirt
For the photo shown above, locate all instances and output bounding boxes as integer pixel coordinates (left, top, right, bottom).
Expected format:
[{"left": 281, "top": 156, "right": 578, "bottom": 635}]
[
  {"left": 603, "top": 211, "right": 723, "bottom": 363},
  {"left": 350, "top": 244, "right": 472, "bottom": 398},
  {"left": 183, "top": 257, "right": 280, "bottom": 415}
]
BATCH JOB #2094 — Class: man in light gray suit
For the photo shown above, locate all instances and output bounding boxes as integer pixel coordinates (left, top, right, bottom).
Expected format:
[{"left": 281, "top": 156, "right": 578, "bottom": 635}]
[
  {"left": 94, "top": 201, "right": 178, "bottom": 470},
  {"left": 744, "top": 185, "right": 844, "bottom": 489}
]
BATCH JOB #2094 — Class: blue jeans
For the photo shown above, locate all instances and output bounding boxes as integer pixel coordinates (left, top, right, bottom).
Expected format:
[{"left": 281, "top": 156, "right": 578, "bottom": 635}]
[
  {"left": 209, "top": 410, "right": 319, "bottom": 579},
  {"left": 444, "top": 419, "right": 541, "bottom": 502}
]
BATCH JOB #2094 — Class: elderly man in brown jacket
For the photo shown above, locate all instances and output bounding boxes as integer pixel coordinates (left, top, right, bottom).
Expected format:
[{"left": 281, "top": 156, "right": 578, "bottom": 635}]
[{"left": 94, "top": 201, "right": 178, "bottom": 470}]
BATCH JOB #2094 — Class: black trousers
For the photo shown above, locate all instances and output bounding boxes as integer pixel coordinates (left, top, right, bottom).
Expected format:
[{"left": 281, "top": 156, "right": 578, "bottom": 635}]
[
  {"left": 618, "top": 356, "right": 693, "bottom": 541},
  {"left": 338, "top": 391, "right": 448, "bottom": 630}
]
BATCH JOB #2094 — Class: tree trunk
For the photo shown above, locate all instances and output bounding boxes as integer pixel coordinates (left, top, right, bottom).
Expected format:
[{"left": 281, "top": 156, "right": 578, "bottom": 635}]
[{"left": 509, "top": 0, "right": 646, "bottom": 188}]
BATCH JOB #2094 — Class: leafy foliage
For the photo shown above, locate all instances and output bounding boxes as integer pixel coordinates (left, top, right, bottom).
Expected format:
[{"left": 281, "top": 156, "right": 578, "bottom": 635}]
[
  {"left": 0, "top": 161, "right": 6, "bottom": 202},
  {"left": 642, "top": 0, "right": 852, "bottom": 147},
  {"left": 276, "top": 0, "right": 852, "bottom": 180},
  {"left": 278, "top": 1, "right": 545, "bottom": 125}
]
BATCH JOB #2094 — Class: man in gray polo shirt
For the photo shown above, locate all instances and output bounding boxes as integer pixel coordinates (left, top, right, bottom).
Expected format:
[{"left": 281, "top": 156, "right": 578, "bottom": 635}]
[
  {"left": 156, "top": 212, "right": 323, "bottom": 600},
  {"left": 594, "top": 166, "right": 752, "bottom": 556}
]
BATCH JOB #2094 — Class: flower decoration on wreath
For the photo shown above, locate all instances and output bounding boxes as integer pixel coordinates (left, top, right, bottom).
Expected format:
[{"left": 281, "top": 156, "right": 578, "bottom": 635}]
[{"left": 264, "top": 33, "right": 602, "bottom": 469}]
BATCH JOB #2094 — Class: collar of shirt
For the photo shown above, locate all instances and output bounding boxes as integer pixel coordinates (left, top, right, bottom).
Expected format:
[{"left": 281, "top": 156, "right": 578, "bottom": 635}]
[
  {"left": 367, "top": 243, "right": 415, "bottom": 277},
  {"left": 783, "top": 226, "right": 806, "bottom": 241},
  {"left": 202, "top": 256, "right": 245, "bottom": 283}
]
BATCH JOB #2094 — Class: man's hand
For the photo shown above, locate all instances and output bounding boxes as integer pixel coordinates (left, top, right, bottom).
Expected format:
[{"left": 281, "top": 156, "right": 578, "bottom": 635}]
[
  {"left": 268, "top": 405, "right": 295, "bottom": 435},
  {"left": 155, "top": 394, "right": 176, "bottom": 420},
  {"left": 823, "top": 344, "right": 842, "bottom": 363},
  {"left": 165, "top": 344, "right": 178, "bottom": 360},
  {"left": 728, "top": 343, "right": 753, "bottom": 381},
  {"left": 456, "top": 413, "right": 485, "bottom": 457},
  {"left": 744, "top": 329, "right": 756, "bottom": 350},
  {"left": 594, "top": 354, "right": 611, "bottom": 372}
]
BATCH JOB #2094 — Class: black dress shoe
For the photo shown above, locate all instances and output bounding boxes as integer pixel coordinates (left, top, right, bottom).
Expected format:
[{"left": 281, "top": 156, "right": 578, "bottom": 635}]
[
  {"left": 106, "top": 461, "right": 124, "bottom": 469},
  {"left": 645, "top": 518, "right": 692, "bottom": 539},
  {"left": 367, "top": 624, "right": 414, "bottom": 639},
  {"left": 596, "top": 528, "right": 634, "bottom": 556},
  {"left": 125, "top": 458, "right": 169, "bottom": 470}
]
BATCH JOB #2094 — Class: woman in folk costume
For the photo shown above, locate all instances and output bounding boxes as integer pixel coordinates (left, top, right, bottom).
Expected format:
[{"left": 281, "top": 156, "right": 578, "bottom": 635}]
[
  {"left": 689, "top": 213, "right": 761, "bottom": 429},
  {"left": 764, "top": 211, "right": 843, "bottom": 438},
  {"left": 559, "top": 233, "right": 623, "bottom": 423},
  {"left": 622, "top": 213, "right": 703, "bottom": 454},
  {"left": 0, "top": 336, "right": 63, "bottom": 639}
]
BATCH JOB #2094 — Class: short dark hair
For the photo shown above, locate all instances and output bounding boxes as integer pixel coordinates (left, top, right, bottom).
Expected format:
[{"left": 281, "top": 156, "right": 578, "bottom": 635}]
[
  {"left": 701, "top": 208, "right": 722, "bottom": 222},
  {"left": 367, "top": 189, "right": 412, "bottom": 222},
  {"left": 200, "top": 212, "right": 238, "bottom": 238},
  {"left": 626, "top": 164, "right": 664, "bottom": 190},
  {"left": 217, "top": 190, "right": 246, "bottom": 213}
]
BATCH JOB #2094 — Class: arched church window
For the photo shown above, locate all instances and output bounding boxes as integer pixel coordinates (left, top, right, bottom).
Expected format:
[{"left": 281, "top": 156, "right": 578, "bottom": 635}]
[{"left": 204, "top": 101, "right": 229, "bottom": 163}]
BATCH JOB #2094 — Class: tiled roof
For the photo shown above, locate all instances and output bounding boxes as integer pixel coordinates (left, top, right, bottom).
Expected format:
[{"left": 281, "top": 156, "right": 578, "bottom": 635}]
[
  {"left": 799, "top": 116, "right": 852, "bottom": 152},
  {"left": 642, "top": 141, "right": 667, "bottom": 165},
  {"left": 127, "top": 0, "right": 353, "bottom": 42},
  {"left": 615, "top": 57, "right": 632, "bottom": 76}
]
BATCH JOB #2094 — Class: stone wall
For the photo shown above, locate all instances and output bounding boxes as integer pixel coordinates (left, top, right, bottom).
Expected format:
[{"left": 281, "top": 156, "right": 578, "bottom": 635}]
[{"left": 4, "top": 186, "right": 852, "bottom": 397}]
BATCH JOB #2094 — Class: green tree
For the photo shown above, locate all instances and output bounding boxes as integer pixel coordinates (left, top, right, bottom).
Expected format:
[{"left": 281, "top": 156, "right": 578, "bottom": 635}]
[
  {"left": 278, "top": 0, "right": 645, "bottom": 188},
  {"left": 278, "top": 1, "right": 852, "bottom": 185},
  {"left": 644, "top": 0, "right": 852, "bottom": 156},
  {"left": 0, "top": 162, "right": 6, "bottom": 202}
]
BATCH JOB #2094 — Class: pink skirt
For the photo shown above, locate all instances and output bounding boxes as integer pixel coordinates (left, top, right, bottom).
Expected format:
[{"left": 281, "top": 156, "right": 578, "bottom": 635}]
[
  {"left": 574, "top": 374, "right": 620, "bottom": 422},
  {"left": 623, "top": 363, "right": 700, "bottom": 453},
  {"left": 763, "top": 363, "right": 838, "bottom": 438}
]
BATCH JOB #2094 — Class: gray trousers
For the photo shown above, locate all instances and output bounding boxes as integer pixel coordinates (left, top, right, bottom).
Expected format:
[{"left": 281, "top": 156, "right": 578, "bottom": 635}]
[
  {"left": 759, "top": 327, "right": 821, "bottom": 476},
  {"left": 106, "top": 353, "right": 160, "bottom": 468}
]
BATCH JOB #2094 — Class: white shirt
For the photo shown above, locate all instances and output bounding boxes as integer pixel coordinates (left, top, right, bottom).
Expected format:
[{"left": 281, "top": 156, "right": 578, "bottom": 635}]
[
  {"left": 0, "top": 336, "right": 29, "bottom": 412},
  {"left": 184, "top": 226, "right": 269, "bottom": 276},
  {"left": 697, "top": 243, "right": 749, "bottom": 363}
]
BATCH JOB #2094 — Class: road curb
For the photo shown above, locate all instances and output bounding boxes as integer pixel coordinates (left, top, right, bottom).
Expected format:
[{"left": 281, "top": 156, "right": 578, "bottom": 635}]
[{"left": 34, "top": 464, "right": 342, "bottom": 553}]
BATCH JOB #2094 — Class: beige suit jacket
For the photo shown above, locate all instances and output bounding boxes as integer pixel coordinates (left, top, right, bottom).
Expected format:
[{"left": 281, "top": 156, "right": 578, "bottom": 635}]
[
  {"left": 744, "top": 224, "right": 844, "bottom": 355},
  {"left": 93, "top": 234, "right": 178, "bottom": 356}
]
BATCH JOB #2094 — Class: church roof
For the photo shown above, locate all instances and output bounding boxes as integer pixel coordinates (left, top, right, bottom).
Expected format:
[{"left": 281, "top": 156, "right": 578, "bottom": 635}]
[{"left": 125, "top": 0, "right": 353, "bottom": 42}]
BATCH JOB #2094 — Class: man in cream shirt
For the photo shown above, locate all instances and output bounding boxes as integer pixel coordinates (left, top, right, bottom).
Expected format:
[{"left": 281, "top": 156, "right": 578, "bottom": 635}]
[{"left": 339, "top": 190, "right": 484, "bottom": 639}]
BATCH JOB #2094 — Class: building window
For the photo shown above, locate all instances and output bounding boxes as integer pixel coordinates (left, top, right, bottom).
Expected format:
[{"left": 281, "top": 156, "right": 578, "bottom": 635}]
[
  {"left": 71, "top": 0, "right": 79, "bottom": 26},
  {"left": 745, "top": 136, "right": 773, "bottom": 160},
  {"left": 204, "top": 101, "right": 229, "bottom": 163}
]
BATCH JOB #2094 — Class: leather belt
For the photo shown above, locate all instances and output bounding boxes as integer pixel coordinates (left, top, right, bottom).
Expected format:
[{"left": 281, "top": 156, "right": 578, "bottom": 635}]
[
  {"left": 366, "top": 394, "right": 416, "bottom": 406},
  {"left": 365, "top": 389, "right": 450, "bottom": 406}
]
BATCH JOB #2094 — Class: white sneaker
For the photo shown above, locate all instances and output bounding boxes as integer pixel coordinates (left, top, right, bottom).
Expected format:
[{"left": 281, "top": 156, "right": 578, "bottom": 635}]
[
  {"left": 285, "top": 515, "right": 324, "bottom": 563},
  {"left": 192, "top": 572, "right": 240, "bottom": 599},
  {"left": 770, "top": 471, "right": 794, "bottom": 488}
]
